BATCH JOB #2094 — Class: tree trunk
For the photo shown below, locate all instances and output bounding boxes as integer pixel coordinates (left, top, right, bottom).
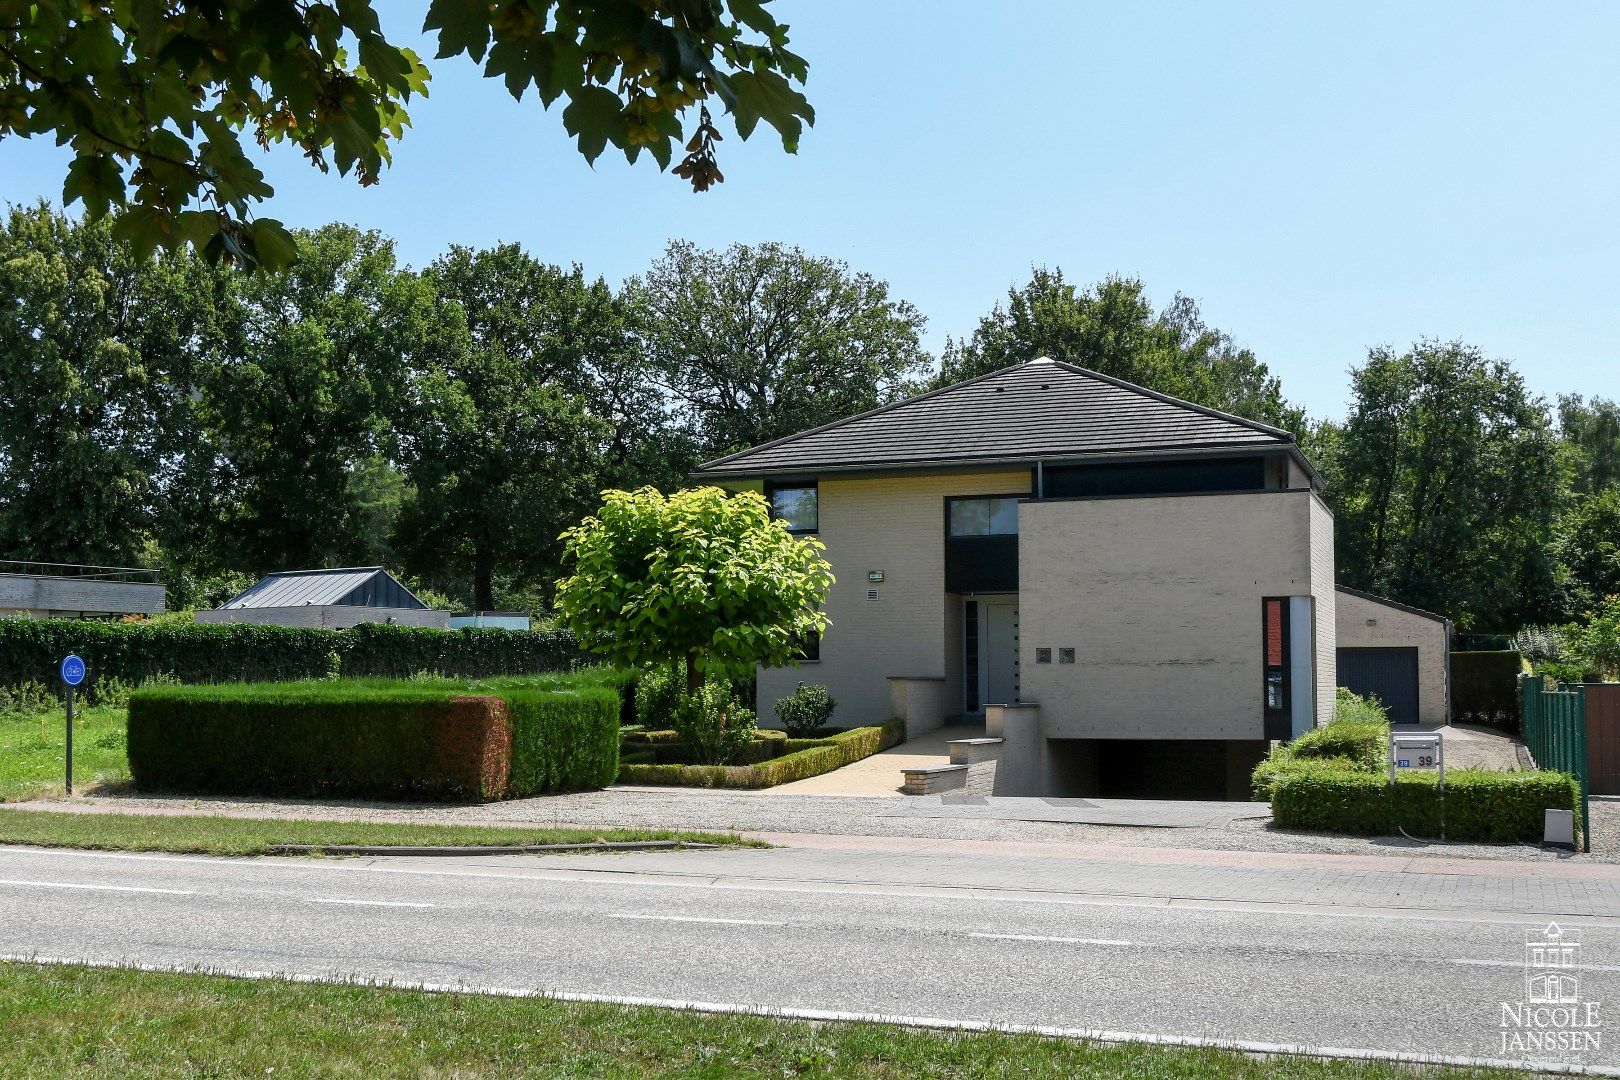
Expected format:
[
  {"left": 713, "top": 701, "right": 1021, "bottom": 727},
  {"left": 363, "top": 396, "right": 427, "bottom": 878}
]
[
  {"left": 685, "top": 653, "right": 703, "bottom": 697},
  {"left": 473, "top": 544, "right": 495, "bottom": 612}
]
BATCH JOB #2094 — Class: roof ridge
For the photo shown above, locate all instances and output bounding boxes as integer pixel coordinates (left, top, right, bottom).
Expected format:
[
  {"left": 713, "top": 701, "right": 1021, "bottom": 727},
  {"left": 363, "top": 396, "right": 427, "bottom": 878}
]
[
  {"left": 1041, "top": 358, "right": 1295, "bottom": 440},
  {"left": 695, "top": 360, "right": 1036, "bottom": 472}
]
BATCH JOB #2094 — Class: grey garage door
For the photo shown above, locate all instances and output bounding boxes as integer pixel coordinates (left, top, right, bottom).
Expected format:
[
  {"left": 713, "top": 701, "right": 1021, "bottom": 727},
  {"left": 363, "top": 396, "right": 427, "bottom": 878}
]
[{"left": 1337, "top": 647, "right": 1419, "bottom": 724}]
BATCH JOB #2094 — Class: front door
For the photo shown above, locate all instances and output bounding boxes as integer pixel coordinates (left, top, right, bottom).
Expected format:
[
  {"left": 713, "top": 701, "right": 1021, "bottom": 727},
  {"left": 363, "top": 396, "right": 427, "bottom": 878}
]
[{"left": 982, "top": 598, "right": 1020, "bottom": 707}]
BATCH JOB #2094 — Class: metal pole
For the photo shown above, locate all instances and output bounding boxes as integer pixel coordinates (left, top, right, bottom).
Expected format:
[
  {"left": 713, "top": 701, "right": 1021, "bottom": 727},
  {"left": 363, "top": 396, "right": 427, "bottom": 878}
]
[{"left": 65, "top": 683, "right": 74, "bottom": 796}]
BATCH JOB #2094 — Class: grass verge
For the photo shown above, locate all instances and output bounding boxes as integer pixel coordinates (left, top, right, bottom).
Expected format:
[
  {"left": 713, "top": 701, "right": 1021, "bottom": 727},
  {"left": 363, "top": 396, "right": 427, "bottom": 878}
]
[
  {"left": 0, "top": 705, "right": 129, "bottom": 801},
  {"left": 0, "top": 808, "right": 756, "bottom": 857},
  {"left": 0, "top": 962, "right": 1520, "bottom": 1079}
]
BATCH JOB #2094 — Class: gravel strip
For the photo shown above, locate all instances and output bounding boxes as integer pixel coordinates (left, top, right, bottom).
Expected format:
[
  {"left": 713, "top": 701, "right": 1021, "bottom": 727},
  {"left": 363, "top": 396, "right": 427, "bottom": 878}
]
[{"left": 15, "top": 786, "right": 1618, "bottom": 864}]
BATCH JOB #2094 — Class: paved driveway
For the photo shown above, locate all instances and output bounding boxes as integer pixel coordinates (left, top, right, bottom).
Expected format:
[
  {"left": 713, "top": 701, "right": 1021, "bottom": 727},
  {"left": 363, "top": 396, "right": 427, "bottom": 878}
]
[{"left": 765, "top": 725, "right": 977, "bottom": 796}]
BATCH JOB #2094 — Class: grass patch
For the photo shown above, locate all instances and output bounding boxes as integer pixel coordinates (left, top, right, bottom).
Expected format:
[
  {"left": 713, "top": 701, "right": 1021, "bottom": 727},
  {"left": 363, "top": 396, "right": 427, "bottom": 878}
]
[
  {"left": 0, "top": 808, "right": 756, "bottom": 857},
  {"left": 0, "top": 962, "right": 1519, "bottom": 1079},
  {"left": 0, "top": 705, "right": 129, "bottom": 802}
]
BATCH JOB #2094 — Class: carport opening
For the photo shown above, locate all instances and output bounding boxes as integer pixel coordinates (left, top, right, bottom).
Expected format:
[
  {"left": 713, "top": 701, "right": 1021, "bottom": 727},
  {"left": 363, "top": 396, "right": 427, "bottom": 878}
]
[{"left": 1048, "top": 739, "right": 1268, "bottom": 801}]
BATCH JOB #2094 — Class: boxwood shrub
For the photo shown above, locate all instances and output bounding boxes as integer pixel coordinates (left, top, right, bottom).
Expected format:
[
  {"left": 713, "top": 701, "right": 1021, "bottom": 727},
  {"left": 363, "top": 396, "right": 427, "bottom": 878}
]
[
  {"left": 1272, "top": 766, "right": 1579, "bottom": 843},
  {"left": 618, "top": 720, "right": 905, "bottom": 789},
  {"left": 127, "top": 672, "right": 621, "bottom": 802}
]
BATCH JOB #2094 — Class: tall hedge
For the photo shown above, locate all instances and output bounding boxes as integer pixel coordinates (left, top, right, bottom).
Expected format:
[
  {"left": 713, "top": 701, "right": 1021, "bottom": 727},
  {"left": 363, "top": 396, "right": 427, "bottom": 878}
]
[
  {"left": 1451, "top": 650, "right": 1526, "bottom": 732},
  {"left": 127, "top": 681, "right": 512, "bottom": 802},
  {"left": 0, "top": 618, "right": 584, "bottom": 696},
  {"left": 127, "top": 674, "right": 620, "bottom": 802}
]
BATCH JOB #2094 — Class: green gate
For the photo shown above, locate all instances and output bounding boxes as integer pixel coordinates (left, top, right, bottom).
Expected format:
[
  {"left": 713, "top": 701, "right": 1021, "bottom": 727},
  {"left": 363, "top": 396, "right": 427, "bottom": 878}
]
[{"left": 1519, "top": 675, "right": 1590, "bottom": 852}]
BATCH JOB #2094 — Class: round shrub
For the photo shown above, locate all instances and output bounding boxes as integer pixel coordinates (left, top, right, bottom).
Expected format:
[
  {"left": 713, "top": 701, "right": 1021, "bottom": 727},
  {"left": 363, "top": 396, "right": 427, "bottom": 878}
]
[{"left": 773, "top": 682, "right": 836, "bottom": 737}]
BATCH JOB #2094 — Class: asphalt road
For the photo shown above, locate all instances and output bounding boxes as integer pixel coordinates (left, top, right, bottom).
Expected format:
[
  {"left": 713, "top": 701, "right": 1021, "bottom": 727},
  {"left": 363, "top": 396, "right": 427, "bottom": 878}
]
[{"left": 3, "top": 840, "right": 1618, "bottom": 1073}]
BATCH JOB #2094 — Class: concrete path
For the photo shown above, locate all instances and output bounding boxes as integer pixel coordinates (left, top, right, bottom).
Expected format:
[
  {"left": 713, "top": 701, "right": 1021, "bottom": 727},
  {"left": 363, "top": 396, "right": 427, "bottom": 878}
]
[
  {"left": 765, "top": 725, "right": 981, "bottom": 796},
  {"left": 3, "top": 839, "right": 1618, "bottom": 1071}
]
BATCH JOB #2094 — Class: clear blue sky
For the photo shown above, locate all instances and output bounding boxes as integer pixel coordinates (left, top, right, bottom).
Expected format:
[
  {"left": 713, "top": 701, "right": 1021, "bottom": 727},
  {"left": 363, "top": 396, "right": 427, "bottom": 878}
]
[{"left": 5, "top": 2, "right": 1616, "bottom": 419}]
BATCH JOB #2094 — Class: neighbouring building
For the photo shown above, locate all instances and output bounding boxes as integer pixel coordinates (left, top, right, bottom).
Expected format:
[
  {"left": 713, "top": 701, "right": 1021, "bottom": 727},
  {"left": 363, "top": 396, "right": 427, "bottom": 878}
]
[
  {"left": 195, "top": 567, "right": 449, "bottom": 629},
  {"left": 1334, "top": 585, "right": 1451, "bottom": 726},
  {"left": 693, "top": 357, "right": 1337, "bottom": 800},
  {"left": 0, "top": 560, "right": 165, "bottom": 620}
]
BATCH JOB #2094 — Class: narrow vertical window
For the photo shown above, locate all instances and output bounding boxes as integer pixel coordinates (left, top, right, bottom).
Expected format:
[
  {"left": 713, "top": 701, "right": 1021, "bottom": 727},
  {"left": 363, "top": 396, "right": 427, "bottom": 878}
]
[
  {"left": 1263, "top": 597, "right": 1291, "bottom": 740},
  {"left": 963, "top": 601, "right": 980, "bottom": 714}
]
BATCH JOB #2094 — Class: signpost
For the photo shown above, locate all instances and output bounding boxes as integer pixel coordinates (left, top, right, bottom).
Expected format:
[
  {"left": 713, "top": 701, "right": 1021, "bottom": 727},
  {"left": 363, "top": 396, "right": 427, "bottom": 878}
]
[{"left": 60, "top": 654, "right": 84, "bottom": 795}]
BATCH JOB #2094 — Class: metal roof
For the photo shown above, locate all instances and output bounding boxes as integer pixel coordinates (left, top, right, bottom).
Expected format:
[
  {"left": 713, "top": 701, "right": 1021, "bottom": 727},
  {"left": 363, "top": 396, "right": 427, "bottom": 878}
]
[
  {"left": 694, "top": 357, "right": 1297, "bottom": 479},
  {"left": 219, "top": 567, "right": 427, "bottom": 611}
]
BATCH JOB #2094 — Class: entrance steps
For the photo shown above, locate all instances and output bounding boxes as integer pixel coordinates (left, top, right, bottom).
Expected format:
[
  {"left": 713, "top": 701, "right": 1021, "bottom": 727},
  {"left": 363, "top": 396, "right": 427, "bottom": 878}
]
[{"left": 902, "top": 736, "right": 1004, "bottom": 795}]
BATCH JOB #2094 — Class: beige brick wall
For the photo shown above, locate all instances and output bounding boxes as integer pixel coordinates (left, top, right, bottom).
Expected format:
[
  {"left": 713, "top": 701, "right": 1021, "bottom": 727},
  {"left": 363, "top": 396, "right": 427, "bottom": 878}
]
[
  {"left": 1309, "top": 495, "right": 1338, "bottom": 727},
  {"left": 1335, "top": 589, "right": 1450, "bottom": 725},
  {"left": 1019, "top": 490, "right": 1328, "bottom": 741},
  {"left": 758, "top": 469, "right": 1030, "bottom": 728}
]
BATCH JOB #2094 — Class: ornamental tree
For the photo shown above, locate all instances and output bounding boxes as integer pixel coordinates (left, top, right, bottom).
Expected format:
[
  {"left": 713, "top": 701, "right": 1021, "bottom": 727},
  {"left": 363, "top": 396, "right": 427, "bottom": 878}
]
[{"left": 555, "top": 486, "right": 832, "bottom": 695}]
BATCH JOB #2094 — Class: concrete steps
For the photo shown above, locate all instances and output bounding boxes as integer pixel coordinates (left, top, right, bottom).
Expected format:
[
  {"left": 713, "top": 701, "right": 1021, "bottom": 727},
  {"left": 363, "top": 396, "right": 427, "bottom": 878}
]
[{"left": 902, "top": 737, "right": 1005, "bottom": 796}]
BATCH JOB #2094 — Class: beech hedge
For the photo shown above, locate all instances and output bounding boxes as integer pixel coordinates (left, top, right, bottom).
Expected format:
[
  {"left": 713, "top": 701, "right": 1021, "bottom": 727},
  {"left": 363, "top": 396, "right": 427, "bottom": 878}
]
[
  {"left": 0, "top": 618, "right": 585, "bottom": 697},
  {"left": 1272, "top": 766, "right": 1580, "bottom": 843},
  {"left": 127, "top": 674, "right": 619, "bottom": 802},
  {"left": 618, "top": 720, "right": 905, "bottom": 789}
]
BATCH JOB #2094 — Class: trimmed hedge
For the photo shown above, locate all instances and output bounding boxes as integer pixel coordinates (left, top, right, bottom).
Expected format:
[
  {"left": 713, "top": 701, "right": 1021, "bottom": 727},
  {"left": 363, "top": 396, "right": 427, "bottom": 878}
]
[
  {"left": 1451, "top": 650, "right": 1527, "bottom": 733},
  {"left": 621, "top": 727, "right": 788, "bottom": 765},
  {"left": 0, "top": 618, "right": 585, "bottom": 698},
  {"left": 127, "top": 673, "right": 620, "bottom": 802},
  {"left": 619, "top": 720, "right": 906, "bottom": 789},
  {"left": 1272, "top": 766, "right": 1580, "bottom": 843}
]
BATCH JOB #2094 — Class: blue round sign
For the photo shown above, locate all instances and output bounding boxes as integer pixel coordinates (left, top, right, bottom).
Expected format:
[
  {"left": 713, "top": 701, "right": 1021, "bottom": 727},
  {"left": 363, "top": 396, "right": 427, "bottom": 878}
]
[{"left": 60, "top": 654, "right": 85, "bottom": 687}]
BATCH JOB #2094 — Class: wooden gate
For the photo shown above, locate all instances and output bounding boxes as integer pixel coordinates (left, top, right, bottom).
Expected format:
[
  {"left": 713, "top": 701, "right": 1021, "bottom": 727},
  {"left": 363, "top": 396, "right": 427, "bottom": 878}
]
[{"left": 1587, "top": 684, "right": 1620, "bottom": 797}]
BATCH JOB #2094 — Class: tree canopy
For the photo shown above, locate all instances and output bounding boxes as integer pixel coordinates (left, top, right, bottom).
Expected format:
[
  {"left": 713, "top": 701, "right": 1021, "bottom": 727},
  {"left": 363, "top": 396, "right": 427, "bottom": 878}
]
[
  {"left": 1, "top": 1, "right": 812, "bottom": 268},
  {"left": 937, "top": 269, "right": 1306, "bottom": 434},
  {"left": 1320, "top": 341, "right": 1564, "bottom": 631},
  {"left": 628, "top": 240, "right": 930, "bottom": 458},
  {"left": 554, "top": 486, "right": 833, "bottom": 692}
]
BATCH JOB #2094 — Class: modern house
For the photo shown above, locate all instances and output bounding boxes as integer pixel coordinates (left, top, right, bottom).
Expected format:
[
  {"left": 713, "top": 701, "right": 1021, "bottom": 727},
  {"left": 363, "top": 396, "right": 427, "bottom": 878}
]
[
  {"left": 1335, "top": 585, "right": 1451, "bottom": 726},
  {"left": 195, "top": 567, "right": 449, "bottom": 629},
  {"left": 694, "top": 357, "right": 1337, "bottom": 799},
  {"left": 0, "top": 560, "right": 165, "bottom": 620}
]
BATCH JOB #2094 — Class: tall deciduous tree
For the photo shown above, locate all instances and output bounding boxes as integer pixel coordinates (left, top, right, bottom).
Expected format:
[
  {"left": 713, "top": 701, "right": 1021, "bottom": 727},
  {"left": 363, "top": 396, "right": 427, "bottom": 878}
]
[
  {"left": 393, "top": 245, "right": 619, "bottom": 611},
  {"left": 176, "top": 224, "right": 433, "bottom": 575},
  {"left": 1559, "top": 394, "right": 1620, "bottom": 496},
  {"left": 628, "top": 240, "right": 930, "bottom": 456},
  {"left": 939, "top": 269, "right": 1305, "bottom": 433},
  {"left": 1323, "top": 341, "right": 1564, "bottom": 630},
  {"left": 2, "top": 2, "right": 813, "bottom": 267},
  {"left": 0, "top": 203, "right": 220, "bottom": 565}
]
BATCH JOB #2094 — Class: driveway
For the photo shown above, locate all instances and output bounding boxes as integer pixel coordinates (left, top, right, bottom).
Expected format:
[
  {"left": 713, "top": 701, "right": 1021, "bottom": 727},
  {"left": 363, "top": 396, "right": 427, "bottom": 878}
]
[{"left": 764, "top": 724, "right": 976, "bottom": 796}]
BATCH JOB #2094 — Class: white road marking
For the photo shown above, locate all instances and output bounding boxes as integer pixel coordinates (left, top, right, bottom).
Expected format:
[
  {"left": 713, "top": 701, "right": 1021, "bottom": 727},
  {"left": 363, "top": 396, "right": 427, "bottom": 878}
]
[
  {"left": 610, "top": 913, "right": 782, "bottom": 927},
  {"left": 1448, "top": 957, "right": 1620, "bottom": 973},
  {"left": 0, "top": 877, "right": 192, "bottom": 896},
  {"left": 968, "top": 932, "right": 1146, "bottom": 946},
  {"left": 307, "top": 897, "right": 435, "bottom": 909},
  {"left": 5, "top": 845, "right": 1618, "bottom": 928},
  {"left": 4, "top": 953, "right": 1614, "bottom": 1078}
]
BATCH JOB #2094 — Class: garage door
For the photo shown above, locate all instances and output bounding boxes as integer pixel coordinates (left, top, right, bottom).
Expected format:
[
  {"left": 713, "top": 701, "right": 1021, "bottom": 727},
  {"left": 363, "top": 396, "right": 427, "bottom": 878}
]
[{"left": 1337, "top": 647, "right": 1419, "bottom": 724}]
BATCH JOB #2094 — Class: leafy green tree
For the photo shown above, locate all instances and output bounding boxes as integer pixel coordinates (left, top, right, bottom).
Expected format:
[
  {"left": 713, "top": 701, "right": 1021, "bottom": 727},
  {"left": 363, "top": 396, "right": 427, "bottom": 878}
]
[
  {"left": 1323, "top": 341, "right": 1564, "bottom": 630},
  {"left": 1558, "top": 394, "right": 1620, "bottom": 495},
  {"left": 2, "top": 2, "right": 812, "bottom": 267},
  {"left": 0, "top": 203, "right": 220, "bottom": 565},
  {"left": 627, "top": 241, "right": 930, "bottom": 456},
  {"left": 1558, "top": 488, "right": 1620, "bottom": 614},
  {"left": 393, "top": 244, "right": 619, "bottom": 611},
  {"left": 176, "top": 224, "right": 435, "bottom": 575},
  {"left": 938, "top": 269, "right": 1305, "bottom": 433},
  {"left": 555, "top": 486, "right": 832, "bottom": 695}
]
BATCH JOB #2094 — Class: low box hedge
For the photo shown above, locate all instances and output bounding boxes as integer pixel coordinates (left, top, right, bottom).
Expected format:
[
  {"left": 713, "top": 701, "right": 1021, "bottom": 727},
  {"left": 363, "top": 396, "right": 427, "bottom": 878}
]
[
  {"left": 1272, "top": 765, "right": 1580, "bottom": 843},
  {"left": 127, "top": 673, "right": 621, "bottom": 802},
  {"left": 618, "top": 720, "right": 906, "bottom": 789}
]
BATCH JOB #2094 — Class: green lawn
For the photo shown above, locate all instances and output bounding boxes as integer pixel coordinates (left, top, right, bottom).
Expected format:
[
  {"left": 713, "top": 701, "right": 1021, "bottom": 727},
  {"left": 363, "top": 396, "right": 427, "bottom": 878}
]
[
  {"left": 0, "top": 808, "right": 754, "bottom": 856},
  {"left": 0, "top": 962, "right": 1521, "bottom": 1079},
  {"left": 0, "top": 705, "right": 129, "bottom": 801}
]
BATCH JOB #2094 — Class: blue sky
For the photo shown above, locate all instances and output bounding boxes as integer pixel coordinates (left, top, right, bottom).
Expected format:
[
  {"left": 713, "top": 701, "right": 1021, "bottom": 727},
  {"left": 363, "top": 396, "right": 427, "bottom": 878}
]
[{"left": 5, "top": 2, "right": 1616, "bottom": 418}]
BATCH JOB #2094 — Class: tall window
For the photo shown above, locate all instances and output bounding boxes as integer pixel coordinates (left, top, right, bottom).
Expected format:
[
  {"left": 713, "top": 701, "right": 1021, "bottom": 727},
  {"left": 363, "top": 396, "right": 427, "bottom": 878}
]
[
  {"left": 767, "top": 483, "right": 818, "bottom": 533},
  {"left": 948, "top": 497, "right": 1020, "bottom": 536},
  {"left": 1263, "top": 597, "right": 1290, "bottom": 717}
]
